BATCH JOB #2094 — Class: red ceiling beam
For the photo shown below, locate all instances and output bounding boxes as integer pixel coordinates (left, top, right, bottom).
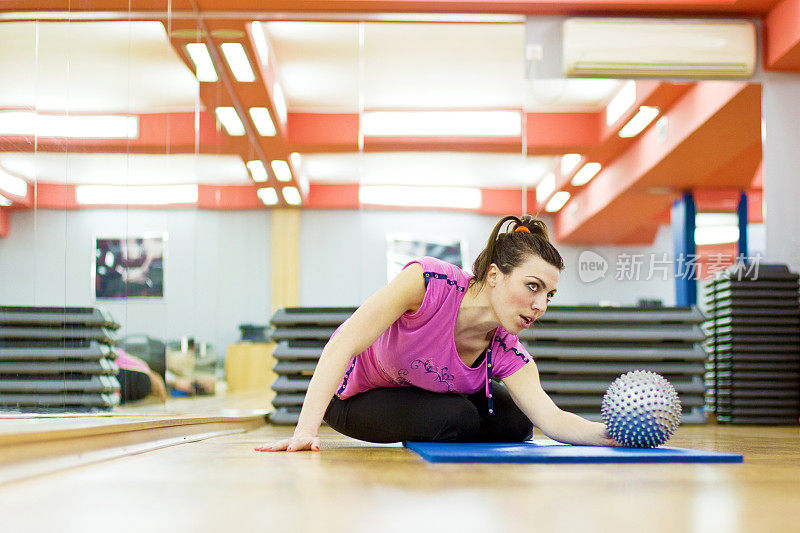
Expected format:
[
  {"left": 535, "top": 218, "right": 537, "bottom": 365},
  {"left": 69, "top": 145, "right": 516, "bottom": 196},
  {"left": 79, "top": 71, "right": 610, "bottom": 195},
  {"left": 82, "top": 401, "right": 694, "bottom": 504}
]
[
  {"left": 764, "top": 0, "right": 800, "bottom": 69},
  {"left": 1, "top": 0, "right": 782, "bottom": 16},
  {"left": 304, "top": 181, "right": 527, "bottom": 214},
  {"left": 31, "top": 181, "right": 266, "bottom": 210},
  {"left": 553, "top": 81, "right": 761, "bottom": 244}
]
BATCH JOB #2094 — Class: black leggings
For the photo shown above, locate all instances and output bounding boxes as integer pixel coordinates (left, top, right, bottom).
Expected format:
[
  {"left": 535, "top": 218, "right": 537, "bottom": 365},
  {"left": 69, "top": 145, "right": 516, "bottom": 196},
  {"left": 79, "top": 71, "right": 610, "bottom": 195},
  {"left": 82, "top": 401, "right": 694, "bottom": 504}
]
[{"left": 323, "top": 382, "right": 533, "bottom": 443}]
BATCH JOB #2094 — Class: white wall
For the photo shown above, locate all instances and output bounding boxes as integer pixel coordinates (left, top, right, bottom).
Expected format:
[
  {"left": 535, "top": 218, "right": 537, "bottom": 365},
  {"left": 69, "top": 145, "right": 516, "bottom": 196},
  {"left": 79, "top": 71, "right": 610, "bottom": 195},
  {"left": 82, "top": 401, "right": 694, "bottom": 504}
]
[
  {"left": 298, "top": 209, "right": 675, "bottom": 307},
  {"left": 0, "top": 207, "right": 677, "bottom": 356},
  {"left": 0, "top": 209, "right": 271, "bottom": 357}
]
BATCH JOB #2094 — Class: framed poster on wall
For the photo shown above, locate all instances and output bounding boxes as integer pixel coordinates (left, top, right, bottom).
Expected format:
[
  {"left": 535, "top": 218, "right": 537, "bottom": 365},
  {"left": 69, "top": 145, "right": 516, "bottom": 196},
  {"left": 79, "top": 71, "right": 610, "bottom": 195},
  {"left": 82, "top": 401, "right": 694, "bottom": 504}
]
[
  {"left": 94, "top": 234, "right": 166, "bottom": 299},
  {"left": 386, "top": 234, "right": 466, "bottom": 283}
]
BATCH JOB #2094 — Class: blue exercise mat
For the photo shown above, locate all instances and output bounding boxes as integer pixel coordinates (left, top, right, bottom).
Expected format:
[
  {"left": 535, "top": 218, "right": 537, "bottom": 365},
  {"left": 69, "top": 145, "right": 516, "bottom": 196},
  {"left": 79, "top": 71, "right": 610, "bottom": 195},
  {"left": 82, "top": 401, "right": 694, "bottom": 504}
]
[{"left": 405, "top": 439, "right": 743, "bottom": 464}]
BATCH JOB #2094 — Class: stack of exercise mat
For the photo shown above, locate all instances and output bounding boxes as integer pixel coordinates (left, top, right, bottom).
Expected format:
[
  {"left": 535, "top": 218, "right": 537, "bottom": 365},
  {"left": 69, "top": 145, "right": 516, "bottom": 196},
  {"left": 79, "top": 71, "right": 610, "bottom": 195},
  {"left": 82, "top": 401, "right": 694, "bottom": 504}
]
[
  {"left": 267, "top": 306, "right": 707, "bottom": 425},
  {"left": 0, "top": 306, "right": 121, "bottom": 412},
  {"left": 704, "top": 264, "right": 800, "bottom": 424}
]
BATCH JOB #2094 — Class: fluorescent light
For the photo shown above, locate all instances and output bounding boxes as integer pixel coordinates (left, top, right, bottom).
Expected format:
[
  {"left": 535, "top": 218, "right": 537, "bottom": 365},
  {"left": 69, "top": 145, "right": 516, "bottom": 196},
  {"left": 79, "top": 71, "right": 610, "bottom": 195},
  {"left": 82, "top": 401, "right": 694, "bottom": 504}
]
[
  {"left": 76, "top": 185, "right": 198, "bottom": 205},
  {"left": 0, "top": 194, "right": 11, "bottom": 206},
  {"left": 606, "top": 80, "right": 636, "bottom": 127},
  {"left": 695, "top": 226, "right": 740, "bottom": 245},
  {"left": 249, "top": 107, "right": 276, "bottom": 136},
  {"left": 536, "top": 172, "right": 555, "bottom": 204},
  {"left": 571, "top": 162, "right": 602, "bottom": 186},
  {"left": 250, "top": 21, "right": 270, "bottom": 68},
  {"left": 545, "top": 191, "right": 571, "bottom": 213},
  {"left": 0, "top": 111, "right": 138, "bottom": 139},
  {"left": 246, "top": 160, "right": 268, "bottom": 182},
  {"left": 220, "top": 42, "right": 256, "bottom": 82},
  {"left": 296, "top": 171, "right": 310, "bottom": 197},
  {"left": 273, "top": 82, "right": 288, "bottom": 125},
  {"left": 618, "top": 106, "right": 660, "bottom": 138},
  {"left": 696, "top": 213, "right": 739, "bottom": 227},
  {"left": 290, "top": 152, "right": 302, "bottom": 170},
  {"left": 271, "top": 160, "right": 292, "bottom": 182},
  {"left": 361, "top": 111, "right": 521, "bottom": 137},
  {"left": 257, "top": 187, "right": 278, "bottom": 205},
  {"left": 215, "top": 107, "right": 245, "bottom": 136},
  {"left": 185, "top": 43, "right": 218, "bottom": 82},
  {"left": 359, "top": 186, "right": 481, "bottom": 209},
  {"left": 560, "top": 153, "right": 582, "bottom": 177},
  {"left": 0, "top": 167, "right": 28, "bottom": 197},
  {"left": 282, "top": 186, "right": 302, "bottom": 206}
]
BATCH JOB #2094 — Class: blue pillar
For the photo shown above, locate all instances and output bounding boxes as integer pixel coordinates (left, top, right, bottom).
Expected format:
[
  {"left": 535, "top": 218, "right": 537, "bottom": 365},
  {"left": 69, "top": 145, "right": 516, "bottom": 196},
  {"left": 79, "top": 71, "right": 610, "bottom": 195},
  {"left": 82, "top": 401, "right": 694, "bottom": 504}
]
[
  {"left": 737, "top": 192, "right": 748, "bottom": 259},
  {"left": 672, "top": 192, "right": 696, "bottom": 307}
]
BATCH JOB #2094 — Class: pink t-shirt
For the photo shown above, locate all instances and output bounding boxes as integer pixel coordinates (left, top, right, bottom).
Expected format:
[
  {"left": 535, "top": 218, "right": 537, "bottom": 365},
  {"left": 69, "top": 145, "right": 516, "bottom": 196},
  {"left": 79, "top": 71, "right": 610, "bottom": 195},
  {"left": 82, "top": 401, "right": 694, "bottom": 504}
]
[{"left": 334, "top": 256, "right": 532, "bottom": 401}]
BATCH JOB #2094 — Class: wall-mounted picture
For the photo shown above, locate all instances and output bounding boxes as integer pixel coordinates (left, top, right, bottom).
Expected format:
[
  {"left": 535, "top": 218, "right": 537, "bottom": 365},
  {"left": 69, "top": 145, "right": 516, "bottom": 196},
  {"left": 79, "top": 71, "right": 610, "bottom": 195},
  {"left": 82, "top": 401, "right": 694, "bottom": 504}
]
[
  {"left": 94, "top": 235, "right": 166, "bottom": 299},
  {"left": 386, "top": 234, "right": 466, "bottom": 283}
]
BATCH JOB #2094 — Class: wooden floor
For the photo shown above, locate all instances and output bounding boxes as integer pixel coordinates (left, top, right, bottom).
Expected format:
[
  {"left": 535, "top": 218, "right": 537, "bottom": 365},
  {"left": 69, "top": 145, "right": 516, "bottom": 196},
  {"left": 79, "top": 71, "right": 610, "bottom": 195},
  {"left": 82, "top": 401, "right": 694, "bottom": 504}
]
[{"left": 1, "top": 423, "right": 799, "bottom": 532}]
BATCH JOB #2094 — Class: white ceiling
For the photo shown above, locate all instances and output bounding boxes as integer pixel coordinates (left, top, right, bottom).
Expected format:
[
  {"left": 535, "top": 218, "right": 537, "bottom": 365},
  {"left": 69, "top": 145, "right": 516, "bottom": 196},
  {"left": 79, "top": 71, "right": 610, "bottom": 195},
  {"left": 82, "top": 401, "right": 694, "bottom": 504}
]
[
  {"left": 302, "top": 152, "right": 556, "bottom": 188},
  {"left": 0, "top": 20, "right": 622, "bottom": 189},
  {"left": 0, "top": 21, "right": 200, "bottom": 113},
  {"left": 264, "top": 21, "right": 621, "bottom": 112},
  {"left": 0, "top": 153, "right": 250, "bottom": 185}
]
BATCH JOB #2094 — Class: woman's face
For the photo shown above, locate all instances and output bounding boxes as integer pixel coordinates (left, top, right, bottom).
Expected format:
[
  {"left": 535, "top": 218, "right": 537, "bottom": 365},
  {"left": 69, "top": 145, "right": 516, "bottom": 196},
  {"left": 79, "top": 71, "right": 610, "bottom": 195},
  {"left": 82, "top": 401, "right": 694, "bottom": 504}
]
[{"left": 489, "top": 254, "right": 560, "bottom": 334}]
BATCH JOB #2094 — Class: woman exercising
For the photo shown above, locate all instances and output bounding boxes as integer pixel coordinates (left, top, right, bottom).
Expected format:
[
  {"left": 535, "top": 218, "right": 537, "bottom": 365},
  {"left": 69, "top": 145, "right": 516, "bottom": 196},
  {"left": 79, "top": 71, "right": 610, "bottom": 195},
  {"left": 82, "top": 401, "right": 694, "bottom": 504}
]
[{"left": 257, "top": 215, "right": 619, "bottom": 452}]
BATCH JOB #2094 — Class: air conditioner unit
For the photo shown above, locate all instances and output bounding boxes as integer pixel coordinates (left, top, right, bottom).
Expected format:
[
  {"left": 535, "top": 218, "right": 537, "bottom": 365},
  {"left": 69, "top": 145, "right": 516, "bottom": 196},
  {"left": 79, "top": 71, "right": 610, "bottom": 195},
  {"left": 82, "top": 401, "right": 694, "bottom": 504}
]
[{"left": 562, "top": 18, "right": 756, "bottom": 79}]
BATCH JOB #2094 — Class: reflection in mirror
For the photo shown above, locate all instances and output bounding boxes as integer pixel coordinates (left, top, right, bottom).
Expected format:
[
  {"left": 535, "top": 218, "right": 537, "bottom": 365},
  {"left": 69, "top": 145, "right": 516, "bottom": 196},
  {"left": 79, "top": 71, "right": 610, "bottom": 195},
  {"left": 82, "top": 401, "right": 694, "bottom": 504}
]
[{"left": 0, "top": 13, "right": 765, "bottom": 421}]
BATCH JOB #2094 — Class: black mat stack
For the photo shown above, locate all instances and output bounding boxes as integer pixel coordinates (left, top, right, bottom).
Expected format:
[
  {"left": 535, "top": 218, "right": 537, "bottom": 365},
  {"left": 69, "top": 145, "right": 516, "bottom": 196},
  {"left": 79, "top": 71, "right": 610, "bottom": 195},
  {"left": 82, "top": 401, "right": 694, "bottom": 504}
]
[
  {"left": 268, "top": 308, "right": 348, "bottom": 425},
  {"left": 0, "top": 306, "right": 121, "bottom": 412},
  {"left": 704, "top": 264, "right": 800, "bottom": 424},
  {"left": 267, "top": 306, "right": 707, "bottom": 425},
  {"left": 518, "top": 306, "right": 707, "bottom": 423}
]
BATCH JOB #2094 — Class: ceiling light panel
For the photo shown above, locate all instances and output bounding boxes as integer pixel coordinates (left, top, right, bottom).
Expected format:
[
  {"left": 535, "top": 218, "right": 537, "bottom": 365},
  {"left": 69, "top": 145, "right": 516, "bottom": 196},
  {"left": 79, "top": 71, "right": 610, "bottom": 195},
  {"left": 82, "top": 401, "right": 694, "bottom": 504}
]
[
  {"left": 536, "top": 173, "right": 555, "bottom": 204},
  {"left": 247, "top": 160, "right": 268, "bottom": 182},
  {"left": 220, "top": 42, "right": 256, "bottom": 82},
  {"left": 76, "top": 185, "right": 199, "bottom": 205},
  {"left": 0, "top": 111, "right": 138, "bottom": 139},
  {"left": 618, "top": 106, "right": 660, "bottom": 138},
  {"left": 257, "top": 187, "right": 278, "bottom": 205},
  {"left": 606, "top": 80, "right": 636, "bottom": 127},
  {"left": 271, "top": 160, "right": 292, "bottom": 182},
  {"left": 0, "top": 168, "right": 28, "bottom": 197},
  {"left": 560, "top": 154, "right": 582, "bottom": 177},
  {"left": 185, "top": 43, "right": 218, "bottom": 82},
  {"left": 545, "top": 191, "right": 571, "bottom": 213},
  {"left": 362, "top": 111, "right": 521, "bottom": 137},
  {"left": 215, "top": 107, "right": 246, "bottom": 136},
  {"left": 359, "top": 185, "right": 481, "bottom": 209},
  {"left": 250, "top": 21, "right": 271, "bottom": 68},
  {"left": 249, "top": 108, "right": 276, "bottom": 136},
  {"left": 571, "top": 163, "right": 602, "bottom": 186},
  {"left": 282, "top": 186, "right": 302, "bottom": 205},
  {"left": 0, "top": 194, "right": 12, "bottom": 206}
]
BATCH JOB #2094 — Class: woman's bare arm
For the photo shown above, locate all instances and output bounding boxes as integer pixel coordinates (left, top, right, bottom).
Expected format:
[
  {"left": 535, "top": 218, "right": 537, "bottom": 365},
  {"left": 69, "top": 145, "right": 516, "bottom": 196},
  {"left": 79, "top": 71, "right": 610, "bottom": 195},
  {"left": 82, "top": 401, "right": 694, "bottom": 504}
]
[
  {"left": 503, "top": 362, "right": 619, "bottom": 446},
  {"left": 256, "top": 262, "right": 427, "bottom": 452}
]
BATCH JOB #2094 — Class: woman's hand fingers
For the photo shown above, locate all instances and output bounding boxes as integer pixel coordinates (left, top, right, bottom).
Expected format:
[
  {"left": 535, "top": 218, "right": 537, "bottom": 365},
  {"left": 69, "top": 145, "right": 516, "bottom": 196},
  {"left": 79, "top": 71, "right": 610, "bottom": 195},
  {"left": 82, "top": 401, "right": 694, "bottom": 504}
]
[{"left": 254, "top": 436, "right": 321, "bottom": 452}]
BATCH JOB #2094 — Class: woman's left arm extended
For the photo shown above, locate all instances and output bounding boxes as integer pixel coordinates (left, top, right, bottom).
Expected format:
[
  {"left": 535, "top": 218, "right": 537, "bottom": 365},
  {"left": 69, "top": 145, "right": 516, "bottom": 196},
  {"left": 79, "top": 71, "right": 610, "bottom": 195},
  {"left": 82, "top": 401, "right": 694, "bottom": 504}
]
[{"left": 502, "top": 361, "right": 619, "bottom": 446}]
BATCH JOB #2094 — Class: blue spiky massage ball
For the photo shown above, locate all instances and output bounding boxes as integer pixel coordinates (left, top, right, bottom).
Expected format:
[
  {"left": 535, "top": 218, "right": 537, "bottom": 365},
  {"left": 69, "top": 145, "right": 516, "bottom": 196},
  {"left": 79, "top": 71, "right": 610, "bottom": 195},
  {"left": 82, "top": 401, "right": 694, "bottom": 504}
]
[{"left": 601, "top": 370, "right": 682, "bottom": 448}]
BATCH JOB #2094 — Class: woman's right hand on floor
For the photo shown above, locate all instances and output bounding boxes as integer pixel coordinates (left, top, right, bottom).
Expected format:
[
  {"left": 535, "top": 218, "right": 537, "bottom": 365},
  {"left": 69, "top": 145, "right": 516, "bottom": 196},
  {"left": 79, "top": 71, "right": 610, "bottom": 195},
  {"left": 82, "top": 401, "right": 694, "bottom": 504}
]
[{"left": 255, "top": 434, "right": 321, "bottom": 452}]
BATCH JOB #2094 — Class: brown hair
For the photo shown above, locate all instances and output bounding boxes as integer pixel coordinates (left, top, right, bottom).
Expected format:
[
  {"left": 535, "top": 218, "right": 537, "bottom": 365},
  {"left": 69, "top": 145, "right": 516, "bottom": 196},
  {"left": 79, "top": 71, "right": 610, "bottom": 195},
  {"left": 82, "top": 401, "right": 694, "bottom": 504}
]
[{"left": 471, "top": 215, "right": 564, "bottom": 286}]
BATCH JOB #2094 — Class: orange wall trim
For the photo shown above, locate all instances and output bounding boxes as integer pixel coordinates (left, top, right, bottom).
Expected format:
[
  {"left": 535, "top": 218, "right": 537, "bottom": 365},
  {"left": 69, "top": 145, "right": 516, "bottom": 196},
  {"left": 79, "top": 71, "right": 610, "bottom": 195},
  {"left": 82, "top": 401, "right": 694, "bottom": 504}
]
[
  {"left": 765, "top": 0, "right": 800, "bottom": 69},
  {"left": 0, "top": 208, "right": 9, "bottom": 238},
  {"left": 555, "top": 82, "right": 761, "bottom": 244}
]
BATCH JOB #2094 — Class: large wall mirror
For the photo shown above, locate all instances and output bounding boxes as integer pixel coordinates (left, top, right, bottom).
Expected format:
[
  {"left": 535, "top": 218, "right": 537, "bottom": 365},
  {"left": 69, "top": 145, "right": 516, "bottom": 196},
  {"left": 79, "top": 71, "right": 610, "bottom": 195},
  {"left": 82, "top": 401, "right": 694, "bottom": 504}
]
[{"left": 0, "top": 10, "right": 764, "bottom": 416}]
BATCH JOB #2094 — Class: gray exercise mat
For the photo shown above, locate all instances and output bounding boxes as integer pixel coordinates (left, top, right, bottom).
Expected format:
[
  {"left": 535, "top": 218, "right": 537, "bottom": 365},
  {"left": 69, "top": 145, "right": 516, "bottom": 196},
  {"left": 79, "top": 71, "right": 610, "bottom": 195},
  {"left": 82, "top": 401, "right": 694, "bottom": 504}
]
[
  {"left": 0, "top": 359, "right": 117, "bottom": 375},
  {"left": 0, "top": 326, "right": 117, "bottom": 344},
  {"left": 0, "top": 392, "right": 118, "bottom": 409},
  {"left": 0, "top": 340, "right": 111, "bottom": 361},
  {"left": 0, "top": 375, "right": 119, "bottom": 393},
  {"left": 0, "top": 306, "right": 119, "bottom": 329}
]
